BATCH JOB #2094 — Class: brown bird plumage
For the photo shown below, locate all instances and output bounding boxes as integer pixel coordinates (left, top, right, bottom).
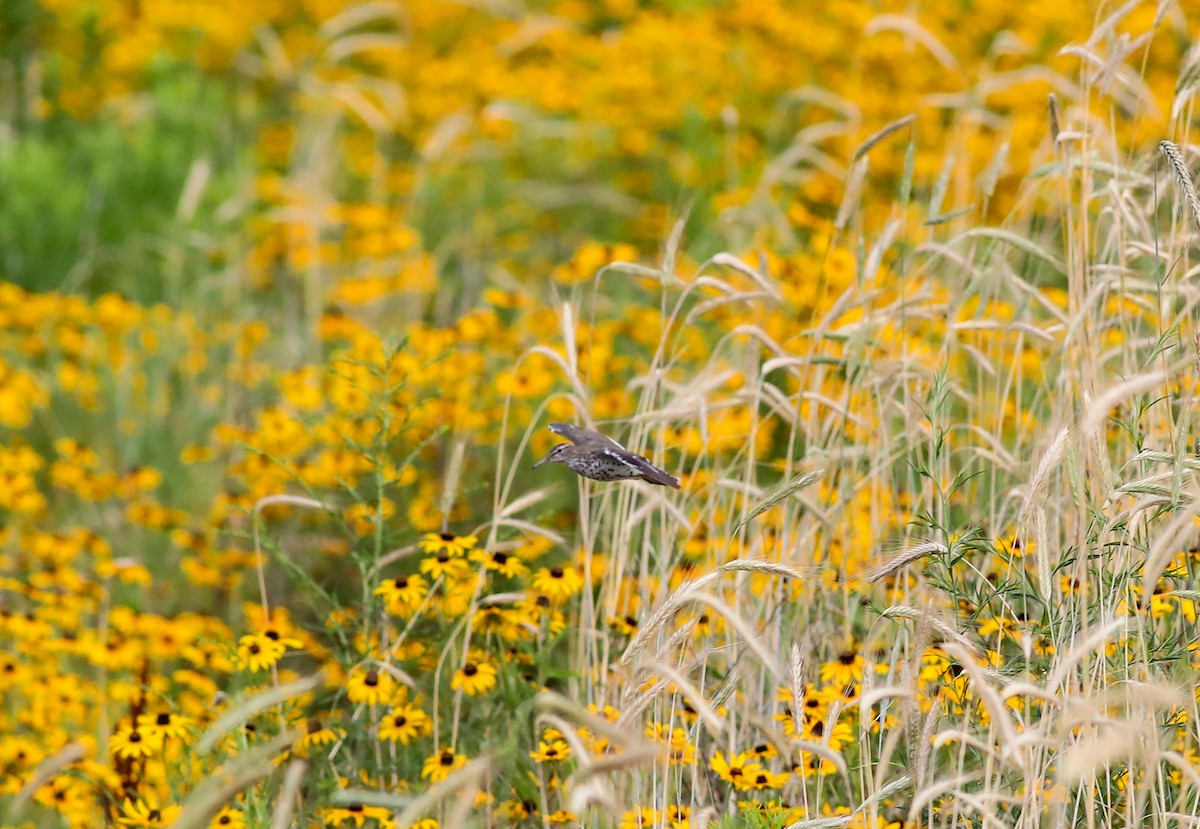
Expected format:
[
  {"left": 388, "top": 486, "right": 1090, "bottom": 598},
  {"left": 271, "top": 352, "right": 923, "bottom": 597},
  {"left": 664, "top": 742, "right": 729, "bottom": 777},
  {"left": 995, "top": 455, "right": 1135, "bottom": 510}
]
[{"left": 533, "top": 423, "right": 680, "bottom": 489}]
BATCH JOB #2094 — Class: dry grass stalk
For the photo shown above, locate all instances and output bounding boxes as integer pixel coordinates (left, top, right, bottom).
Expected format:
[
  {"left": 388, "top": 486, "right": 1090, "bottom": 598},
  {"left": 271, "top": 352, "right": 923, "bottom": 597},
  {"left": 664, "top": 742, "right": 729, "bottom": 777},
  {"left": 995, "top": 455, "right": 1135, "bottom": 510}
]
[
  {"left": 174, "top": 731, "right": 299, "bottom": 829},
  {"left": 390, "top": 758, "right": 490, "bottom": 829},
  {"left": 1160, "top": 139, "right": 1200, "bottom": 232},
  {"left": 5, "top": 743, "right": 87, "bottom": 821},
  {"left": 197, "top": 674, "right": 323, "bottom": 754},
  {"left": 865, "top": 540, "right": 949, "bottom": 583},
  {"left": 269, "top": 760, "right": 310, "bottom": 829}
]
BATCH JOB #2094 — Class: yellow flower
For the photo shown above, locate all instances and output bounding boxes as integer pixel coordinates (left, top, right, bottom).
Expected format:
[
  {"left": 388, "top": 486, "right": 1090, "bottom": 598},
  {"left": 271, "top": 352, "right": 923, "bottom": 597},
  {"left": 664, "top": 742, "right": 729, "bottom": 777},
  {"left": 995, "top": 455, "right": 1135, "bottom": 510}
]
[
  {"left": 711, "top": 751, "right": 763, "bottom": 791},
  {"left": 346, "top": 668, "right": 397, "bottom": 706},
  {"left": 420, "top": 531, "right": 477, "bottom": 556},
  {"left": 374, "top": 573, "right": 429, "bottom": 617},
  {"left": 319, "top": 803, "right": 394, "bottom": 826},
  {"left": 136, "top": 712, "right": 195, "bottom": 741},
  {"left": 469, "top": 547, "right": 530, "bottom": 578},
  {"left": 116, "top": 795, "right": 180, "bottom": 827},
  {"left": 295, "top": 718, "right": 343, "bottom": 755},
  {"left": 378, "top": 703, "right": 429, "bottom": 744},
  {"left": 109, "top": 726, "right": 163, "bottom": 760},
  {"left": 209, "top": 807, "right": 247, "bottom": 828},
  {"left": 530, "top": 565, "right": 584, "bottom": 602},
  {"left": 819, "top": 648, "right": 863, "bottom": 687},
  {"left": 747, "top": 767, "right": 791, "bottom": 789},
  {"left": 530, "top": 739, "right": 572, "bottom": 763},
  {"left": 451, "top": 659, "right": 498, "bottom": 696},
  {"left": 422, "top": 747, "right": 468, "bottom": 782},
  {"left": 236, "top": 633, "right": 286, "bottom": 672},
  {"left": 419, "top": 550, "right": 470, "bottom": 580}
]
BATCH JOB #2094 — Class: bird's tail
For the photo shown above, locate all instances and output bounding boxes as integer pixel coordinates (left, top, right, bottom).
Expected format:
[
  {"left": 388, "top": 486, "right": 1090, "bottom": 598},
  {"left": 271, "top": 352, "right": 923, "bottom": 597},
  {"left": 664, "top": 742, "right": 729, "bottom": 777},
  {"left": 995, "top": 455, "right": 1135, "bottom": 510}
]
[
  {"left": 643, "top": 468, "right": 682, "bottom": 489},
  {"left": 624, "top": 454, "right": 680, "bottom": 489}
]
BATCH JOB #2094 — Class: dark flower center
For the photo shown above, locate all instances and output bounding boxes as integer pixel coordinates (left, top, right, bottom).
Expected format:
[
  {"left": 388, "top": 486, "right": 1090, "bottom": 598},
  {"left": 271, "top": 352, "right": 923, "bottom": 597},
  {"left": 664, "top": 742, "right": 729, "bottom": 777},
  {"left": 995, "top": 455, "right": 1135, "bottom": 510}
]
[
  {"left": 549, "top": 566, "right": 563, "bottom": 578},
  {"left": 440, "top": 751, "right": 455, "bottom": 765},
  {"left": 129, "top": 731, "right": 142, "bottom": 743},
  {"left": 493, "top": 552, "right": 508, "bottom": 564},
  {"left": 394, "top": 714, "right": 408, "bottom": 726},
  {"left": 306, "top": 719, "right": 322, "bottom": 734},
  {"left": 156, "top": 713, "right": 170, "bottom": 726},
  {"left": 463, "top": 663, "right": 478, "bottom": 676},
  {"left": 365, "top": 670, "right": 379, "bottom": 687},
  {"left": 838, "top": 651, "right": 856, "bottom": 665},
  {"left": 440, "top": 532, "right": 455, "bottom": 542}
]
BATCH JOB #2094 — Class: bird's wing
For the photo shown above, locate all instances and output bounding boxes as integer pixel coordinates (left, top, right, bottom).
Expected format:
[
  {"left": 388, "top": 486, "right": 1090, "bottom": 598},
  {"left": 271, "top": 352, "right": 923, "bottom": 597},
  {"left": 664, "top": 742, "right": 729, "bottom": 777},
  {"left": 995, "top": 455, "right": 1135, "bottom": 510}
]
[
  {"left": 548, "top": 423, "right": 583, "bottom": 444},
  {"left": 549, "top": 422, "right": 625, "bottom": 449},
  {"left": 602, "top": 448, "right": 681, "bottom": 489}
]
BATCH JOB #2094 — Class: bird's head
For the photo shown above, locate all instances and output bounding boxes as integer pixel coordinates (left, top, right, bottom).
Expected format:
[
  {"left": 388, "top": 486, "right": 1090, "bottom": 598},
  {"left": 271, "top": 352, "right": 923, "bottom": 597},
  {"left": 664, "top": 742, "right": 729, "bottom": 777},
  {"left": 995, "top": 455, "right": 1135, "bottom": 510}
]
[{"left": 533, "top": 443, "right": 571, "bottom": 469}]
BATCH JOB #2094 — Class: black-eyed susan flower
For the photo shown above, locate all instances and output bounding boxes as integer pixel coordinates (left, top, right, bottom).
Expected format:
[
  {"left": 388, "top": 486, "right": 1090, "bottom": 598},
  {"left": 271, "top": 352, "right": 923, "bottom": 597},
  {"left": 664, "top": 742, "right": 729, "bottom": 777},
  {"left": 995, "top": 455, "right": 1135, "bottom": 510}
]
[
  {"left": 608, "top": 614, "right": 639, "bottom": 636},
  {"left": 792, "top": 751, "right": 839, "bottom": 779},
  {"left": 620, "top": 807, "right": 654, "bottom": 829},
  {"left": 530, "top": 565, "right": 584, "bottom": 602},
  {"left": 748, "top": 767, "right": 791, "bottom": 789},
  {"left": 235, "top": 633, "right": 286, "bottom": 672},
  {"left": 469, "top": 547, "right": 529, "bottom": 578},
  {"left": 374, "top": 573, "right": 429, "bottom": 617},
  {"left": 804, "top": 717, "right": 853, "bottom": 750},
  {"left": 819, "top": 648, "right": 863, "bottom": 687},
  {"left": 378, "top": 703, "right": 428, "bottom": 744},
  {"left": 296, "top": 718, "right": 343, "bottom": 754},
  {"left": 451, "top": 658, "right": 498, "bottom": 696},
  {"left": 664, "top": 804, "right": 691, "bottom": 829},
  {"left": 116, "top": 795, "right": 180, "bottom": 827},
  {"left": 346, "top": 667, "right": 397, "bottom": 706},
  {"left": 502, "top": 799, "right": 540, "bottom": 821},
  {"left": 420, "top": 531, "right": 477, "bottom": 557},
  {"left": 749, "top": 741, "right": 777, "bottom": 760},
  {"left": 470, "top": 606, "right": 524, "bottom": 640},
  {"left": 137, "top": 712, "right": 194, "bottom": 741},
  {"left": 419, "top": 550, "right": 470, "bottom": 580},
  {"left": 530, "top": 739, "right": 571, "bottom": 763},
  {"left": 209, "top": 806, "right": 247, "bottom": 828},
  {"left": 109, "top": 726, "right": 163, "bottom": 760},
  {"left": 711, "top": 750, "right": 763, "bottom": 791},
  {"left": 422, "top": 747, "right": 467, "bottom": 782},
  {"left": 318, "top": 802, "right": 393, "bottom": 826},
  {"left": 977, "top": 615, "right": 1018, "bottom": 642},
  {"left": 439, "top": 576, "right": 477, "bottom": 617},
  {"left": 736, "top": 801, "right": 803, "bottom": 824},
  {"left": 656, "top": 726, "right": 696, "bottom": 766}
]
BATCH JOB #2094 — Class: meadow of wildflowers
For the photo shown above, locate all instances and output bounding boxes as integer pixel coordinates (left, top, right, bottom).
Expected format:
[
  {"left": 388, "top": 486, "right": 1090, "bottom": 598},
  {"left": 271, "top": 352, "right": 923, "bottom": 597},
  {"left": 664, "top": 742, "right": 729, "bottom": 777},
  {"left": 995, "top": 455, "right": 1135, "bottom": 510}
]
[{"left": 3, "top": 1, "right": 1200, "bottom": 828}]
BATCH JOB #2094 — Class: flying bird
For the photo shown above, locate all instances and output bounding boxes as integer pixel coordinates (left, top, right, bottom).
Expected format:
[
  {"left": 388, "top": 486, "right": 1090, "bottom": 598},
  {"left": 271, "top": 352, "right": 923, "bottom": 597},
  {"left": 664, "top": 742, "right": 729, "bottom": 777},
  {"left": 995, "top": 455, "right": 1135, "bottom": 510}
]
[{"left": 533, "top": 423, "right": 680, "bottom": 489}]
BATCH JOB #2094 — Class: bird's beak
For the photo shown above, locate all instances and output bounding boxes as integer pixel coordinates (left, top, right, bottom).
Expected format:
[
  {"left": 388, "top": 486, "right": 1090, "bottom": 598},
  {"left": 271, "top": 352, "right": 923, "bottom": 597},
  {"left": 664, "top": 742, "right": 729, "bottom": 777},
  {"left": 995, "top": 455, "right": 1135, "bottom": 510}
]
[{"left": 532, "top": 454, "right": 553, "bottom": 469}]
